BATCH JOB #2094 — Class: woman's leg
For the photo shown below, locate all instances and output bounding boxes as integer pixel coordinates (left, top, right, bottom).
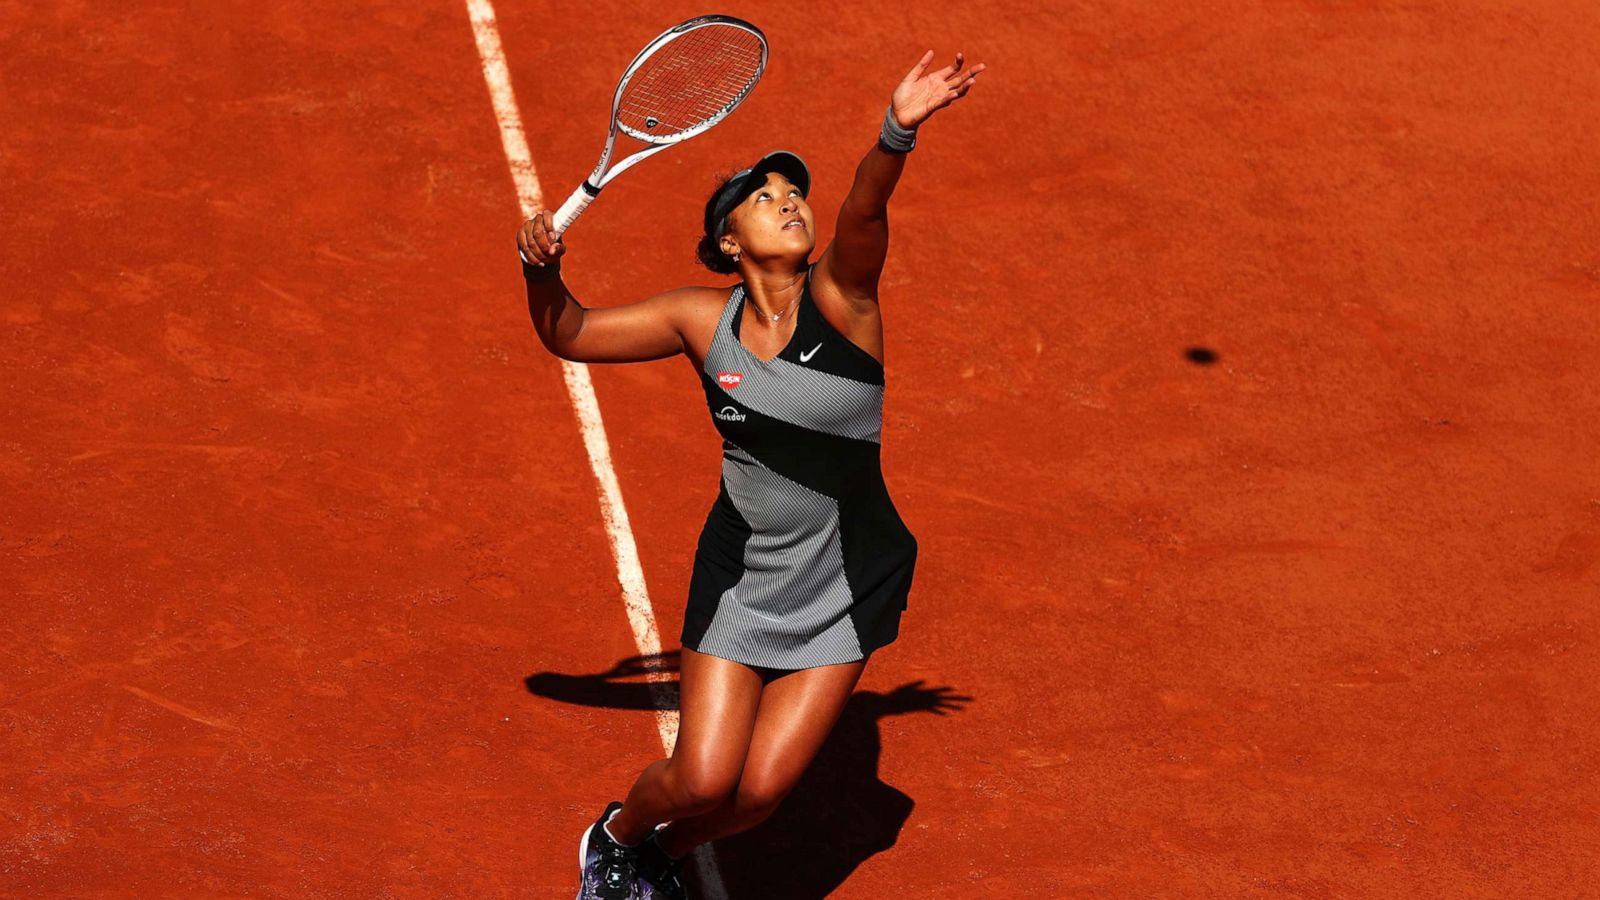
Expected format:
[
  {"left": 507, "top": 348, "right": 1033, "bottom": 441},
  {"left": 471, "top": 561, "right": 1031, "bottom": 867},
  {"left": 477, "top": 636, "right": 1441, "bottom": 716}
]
[
  {"left": 604, "top": 648, "right": 765, "bottom": 845},
  {"left": 652, "top": 655, "right": 868, "bottom": 857}
]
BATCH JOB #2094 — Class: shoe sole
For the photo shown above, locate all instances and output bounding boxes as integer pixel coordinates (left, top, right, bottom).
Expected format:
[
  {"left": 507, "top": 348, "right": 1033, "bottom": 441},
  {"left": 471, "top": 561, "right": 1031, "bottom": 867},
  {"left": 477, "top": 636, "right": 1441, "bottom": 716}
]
[{"left": 575, "top": 818, "right": 594, "bottom": 900}]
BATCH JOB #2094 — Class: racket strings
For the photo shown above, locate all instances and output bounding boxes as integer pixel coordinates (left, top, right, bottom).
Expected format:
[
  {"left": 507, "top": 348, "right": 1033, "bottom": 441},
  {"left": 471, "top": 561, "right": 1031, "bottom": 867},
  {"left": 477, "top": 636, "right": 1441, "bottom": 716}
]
[{"left": 617, "top": 25, "right": 764, "bottom": 141}]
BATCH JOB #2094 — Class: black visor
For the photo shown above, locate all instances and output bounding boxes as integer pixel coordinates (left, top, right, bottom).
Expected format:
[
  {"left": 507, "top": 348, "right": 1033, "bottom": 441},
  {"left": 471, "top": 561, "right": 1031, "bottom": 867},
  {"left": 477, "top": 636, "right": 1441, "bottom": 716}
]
[{"left": 703, "top": 150, "right": 811, "bottom": 237}]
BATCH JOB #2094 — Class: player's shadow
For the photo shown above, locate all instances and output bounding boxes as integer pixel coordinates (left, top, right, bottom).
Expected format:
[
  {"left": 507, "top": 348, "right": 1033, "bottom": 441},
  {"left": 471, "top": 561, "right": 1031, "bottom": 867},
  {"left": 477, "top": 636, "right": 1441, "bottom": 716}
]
[{"left": 525, "top": 652, "right": 972, "bottom": 898}]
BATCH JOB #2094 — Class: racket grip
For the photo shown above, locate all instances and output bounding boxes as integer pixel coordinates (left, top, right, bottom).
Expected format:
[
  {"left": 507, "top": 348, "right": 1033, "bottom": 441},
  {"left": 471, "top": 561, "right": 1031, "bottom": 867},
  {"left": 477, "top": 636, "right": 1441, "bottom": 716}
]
[{"left": 552, "top": 181, "right": 600, "bottom": 235}]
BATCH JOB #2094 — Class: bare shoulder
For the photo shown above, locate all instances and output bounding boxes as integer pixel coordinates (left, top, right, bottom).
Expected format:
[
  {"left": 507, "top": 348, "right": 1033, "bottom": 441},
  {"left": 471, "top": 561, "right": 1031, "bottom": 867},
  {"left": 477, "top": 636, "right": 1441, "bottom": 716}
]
[
  {"left": 649, "top": 283, "right": 731, "bottom": 325},
  {"left": 654, "top": 283, "right": 732, "bottom": 310},
  {"left": 649, "top": 283, "right": 734, "bottom": 362}
]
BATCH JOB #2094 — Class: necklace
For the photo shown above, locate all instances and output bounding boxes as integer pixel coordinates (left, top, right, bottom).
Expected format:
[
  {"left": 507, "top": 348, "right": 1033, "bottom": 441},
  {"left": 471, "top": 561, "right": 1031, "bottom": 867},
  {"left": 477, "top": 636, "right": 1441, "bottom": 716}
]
[{"left": 750, "top": 294, "right": 799, "bottom": 323}]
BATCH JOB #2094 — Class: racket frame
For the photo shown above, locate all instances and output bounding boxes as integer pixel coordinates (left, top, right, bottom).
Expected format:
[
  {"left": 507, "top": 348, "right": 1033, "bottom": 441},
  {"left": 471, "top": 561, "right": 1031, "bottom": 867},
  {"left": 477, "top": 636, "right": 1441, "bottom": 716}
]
[{"left": 534, "top": 15, "right": 768, "bottom": 248}]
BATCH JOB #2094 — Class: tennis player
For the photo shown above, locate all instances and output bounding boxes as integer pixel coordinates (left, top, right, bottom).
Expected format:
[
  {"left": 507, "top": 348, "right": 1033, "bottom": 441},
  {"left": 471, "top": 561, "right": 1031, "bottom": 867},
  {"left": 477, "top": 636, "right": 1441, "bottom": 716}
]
[{"left": 518, "top": 50, "right": 983, "bottom": 900}]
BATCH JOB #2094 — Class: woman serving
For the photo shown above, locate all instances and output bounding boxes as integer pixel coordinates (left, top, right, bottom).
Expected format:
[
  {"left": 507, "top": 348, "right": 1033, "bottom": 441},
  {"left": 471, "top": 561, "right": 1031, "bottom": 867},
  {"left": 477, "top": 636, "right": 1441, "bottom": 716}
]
[{"left": 517, "top": 49, "right": 984, "bottom": 900}]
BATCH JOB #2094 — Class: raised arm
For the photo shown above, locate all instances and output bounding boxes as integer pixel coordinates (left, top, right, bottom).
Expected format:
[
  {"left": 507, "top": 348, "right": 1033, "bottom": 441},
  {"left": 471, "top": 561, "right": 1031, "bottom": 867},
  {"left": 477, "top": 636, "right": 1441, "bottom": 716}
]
[
  {"left": 815, "top": 50, "right": 985, "bottom": 306},
  {"left": 517, "top": 209, "right": 701, "bottom": 364}
]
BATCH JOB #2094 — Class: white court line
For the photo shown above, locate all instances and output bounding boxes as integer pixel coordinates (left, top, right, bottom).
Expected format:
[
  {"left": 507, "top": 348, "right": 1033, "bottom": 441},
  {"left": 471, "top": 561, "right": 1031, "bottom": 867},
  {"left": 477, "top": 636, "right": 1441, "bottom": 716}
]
[{"left": 463, "top": 2, "right": 728, "bottom": 897}]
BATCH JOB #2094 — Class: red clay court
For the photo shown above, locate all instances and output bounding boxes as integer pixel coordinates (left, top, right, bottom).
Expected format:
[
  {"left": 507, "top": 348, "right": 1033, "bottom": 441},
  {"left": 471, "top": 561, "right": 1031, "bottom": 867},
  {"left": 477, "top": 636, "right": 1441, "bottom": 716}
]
[{"left": 4, "top": 1, "right": 1598, "bottom": 897}]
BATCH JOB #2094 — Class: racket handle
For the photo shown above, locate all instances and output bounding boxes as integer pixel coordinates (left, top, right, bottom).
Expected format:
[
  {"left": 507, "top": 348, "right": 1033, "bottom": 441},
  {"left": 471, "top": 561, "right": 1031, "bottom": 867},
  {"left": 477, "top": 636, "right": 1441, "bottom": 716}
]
[
  {"left": 518, "top": 181, "right": 600, "bottom": 264},
  {"left": 552, "top": 181, "right": 600, "bottom": 235}
]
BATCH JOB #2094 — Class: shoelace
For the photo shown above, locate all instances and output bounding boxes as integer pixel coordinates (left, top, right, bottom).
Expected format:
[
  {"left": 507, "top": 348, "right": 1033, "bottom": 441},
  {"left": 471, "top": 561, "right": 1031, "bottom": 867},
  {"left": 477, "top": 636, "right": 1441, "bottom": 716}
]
[{"left": 593, "top": 839, "right": 641, "bottom": 900}]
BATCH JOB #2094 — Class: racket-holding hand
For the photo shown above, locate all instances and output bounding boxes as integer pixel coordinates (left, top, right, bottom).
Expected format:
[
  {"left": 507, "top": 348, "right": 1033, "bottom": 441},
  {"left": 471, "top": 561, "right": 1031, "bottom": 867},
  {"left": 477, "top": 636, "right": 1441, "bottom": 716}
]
[
  {"left": 517, "top": 210, "right": 566, "bottom": 268},
  {"left": 891, "top": 50, "right": 986, "bottom": 129}
]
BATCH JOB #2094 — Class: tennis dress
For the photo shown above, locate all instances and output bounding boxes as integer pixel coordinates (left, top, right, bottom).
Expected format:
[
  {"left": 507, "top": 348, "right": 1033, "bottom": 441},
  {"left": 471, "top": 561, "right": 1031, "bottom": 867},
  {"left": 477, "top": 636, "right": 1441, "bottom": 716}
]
[{"left": 683, "top": 268, "right": 918, "bottom": 670}]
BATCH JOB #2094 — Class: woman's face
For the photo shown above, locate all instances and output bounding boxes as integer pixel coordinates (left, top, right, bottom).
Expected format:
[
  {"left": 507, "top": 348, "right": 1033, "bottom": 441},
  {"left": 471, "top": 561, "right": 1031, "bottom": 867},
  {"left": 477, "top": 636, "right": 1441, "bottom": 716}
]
[{"left": 721, "top": 171, "right": 815, "bottom": 265}]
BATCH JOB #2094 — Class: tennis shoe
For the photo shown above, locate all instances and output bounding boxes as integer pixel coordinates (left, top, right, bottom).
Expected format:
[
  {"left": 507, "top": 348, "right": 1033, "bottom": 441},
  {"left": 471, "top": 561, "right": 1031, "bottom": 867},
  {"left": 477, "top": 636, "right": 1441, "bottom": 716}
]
[
  {"left": 636, "top": 827, "right": 689, "bottom": 900},
  {"left": 578, "top": 801, "right": 646, "bottom": 900}
]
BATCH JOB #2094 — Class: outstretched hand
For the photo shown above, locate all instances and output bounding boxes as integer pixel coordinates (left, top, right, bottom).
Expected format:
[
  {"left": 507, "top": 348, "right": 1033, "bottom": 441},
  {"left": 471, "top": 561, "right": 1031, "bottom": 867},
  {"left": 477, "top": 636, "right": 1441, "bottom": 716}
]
[{"left": 891, "top": 50, "right": 986, "bottom": 130}]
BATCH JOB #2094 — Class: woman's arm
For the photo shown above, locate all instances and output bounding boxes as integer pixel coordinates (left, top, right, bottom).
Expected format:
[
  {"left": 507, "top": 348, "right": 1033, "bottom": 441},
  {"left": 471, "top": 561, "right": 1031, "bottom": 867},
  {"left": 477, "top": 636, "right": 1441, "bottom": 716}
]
[
  {"left": 814, "top": 147, "right": 906, "bottom": 307},
  {"left": 518, "top": 209, "right": 697, "bottom": 364},
  {"left": 815, "top": 50, "right": 985, "bottom": 306}
]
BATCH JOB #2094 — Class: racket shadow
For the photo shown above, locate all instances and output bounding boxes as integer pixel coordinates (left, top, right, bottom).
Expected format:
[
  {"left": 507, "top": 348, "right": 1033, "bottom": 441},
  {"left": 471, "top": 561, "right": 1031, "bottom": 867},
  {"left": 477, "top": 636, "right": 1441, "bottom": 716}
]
[{"left": 525, "top": 654, "right": 970, "bottom": 898}]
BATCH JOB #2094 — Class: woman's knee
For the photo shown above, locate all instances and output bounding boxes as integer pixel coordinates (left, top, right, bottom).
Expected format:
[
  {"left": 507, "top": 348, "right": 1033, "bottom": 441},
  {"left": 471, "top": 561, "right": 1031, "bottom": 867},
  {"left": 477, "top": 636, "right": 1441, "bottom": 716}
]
[
  {"left": 733, "top": 775, "right": 792, "bottom": 824},
  {"left": 666, "top": 759, "right": 740, "bottom": 814}
]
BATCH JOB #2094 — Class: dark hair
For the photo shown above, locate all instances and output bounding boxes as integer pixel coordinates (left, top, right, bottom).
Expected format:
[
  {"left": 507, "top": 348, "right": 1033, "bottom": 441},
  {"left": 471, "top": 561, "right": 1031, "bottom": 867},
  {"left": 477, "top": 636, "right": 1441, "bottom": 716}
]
[{"left": 696, "top": 171, "right": 741, "bottom": 275}]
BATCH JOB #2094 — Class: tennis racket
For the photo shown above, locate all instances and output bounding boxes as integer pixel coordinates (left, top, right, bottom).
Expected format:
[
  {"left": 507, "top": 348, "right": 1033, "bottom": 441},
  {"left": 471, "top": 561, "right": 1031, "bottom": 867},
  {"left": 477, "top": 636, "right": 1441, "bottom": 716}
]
[{"left": 520, "top": 15, "right": 768, "bottom": 262}]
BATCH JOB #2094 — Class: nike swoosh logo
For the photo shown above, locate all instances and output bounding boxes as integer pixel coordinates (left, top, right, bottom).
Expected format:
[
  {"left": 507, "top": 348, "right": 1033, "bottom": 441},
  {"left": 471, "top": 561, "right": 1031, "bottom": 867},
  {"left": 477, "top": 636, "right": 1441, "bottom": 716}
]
[{"left": 799, "top": 343, "right": 822, "bottom": 362}]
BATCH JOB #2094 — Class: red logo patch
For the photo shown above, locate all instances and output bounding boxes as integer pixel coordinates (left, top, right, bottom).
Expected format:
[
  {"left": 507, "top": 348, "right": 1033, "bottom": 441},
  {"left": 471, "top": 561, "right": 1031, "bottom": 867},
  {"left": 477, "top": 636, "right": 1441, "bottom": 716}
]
[{"left": 716, "top": 371, "right": 743, "bottom": 389}]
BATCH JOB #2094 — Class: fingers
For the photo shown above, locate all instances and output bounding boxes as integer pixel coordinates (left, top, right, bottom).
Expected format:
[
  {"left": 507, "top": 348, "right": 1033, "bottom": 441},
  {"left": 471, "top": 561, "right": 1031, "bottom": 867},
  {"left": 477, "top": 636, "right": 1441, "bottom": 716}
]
[
  {"left": 902, "top": 49, "right": 934, "bottom": 83},
  {"left": 946, "top": 56, "right": 985, "bottom": 86},
  {"left": 949, "top": 64, "right": 985, "bottom": 100},
  {"left": 516, "top": 218, "right": 534, "bottom": 262},
  {"left": 936, "top": 50, "right": 964, "bottom": 80},
  {"left": 517, "top": 210, "right": 566, "bottom": 265}
]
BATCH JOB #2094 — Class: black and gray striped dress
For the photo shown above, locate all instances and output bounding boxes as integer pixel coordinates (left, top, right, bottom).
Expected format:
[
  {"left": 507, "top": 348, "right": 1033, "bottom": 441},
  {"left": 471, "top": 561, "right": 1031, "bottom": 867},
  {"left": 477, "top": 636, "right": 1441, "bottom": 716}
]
[{"left": 683, "top": 266, "right": 918, "bottom": 670}]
